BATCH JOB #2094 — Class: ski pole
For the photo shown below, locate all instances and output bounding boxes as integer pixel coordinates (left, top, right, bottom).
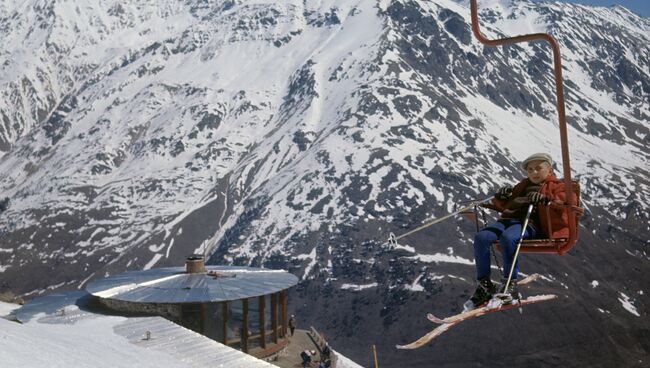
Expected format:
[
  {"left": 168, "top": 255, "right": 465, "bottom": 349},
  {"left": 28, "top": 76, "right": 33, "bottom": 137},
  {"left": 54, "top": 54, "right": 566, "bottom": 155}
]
[
  {"left": 372, "top": 344, "right": 379, "bottom": 368},
  {"left": 499, "top": 203, "right": 534, "bottom": 301},
  {"left": 387, "top": 197, "right": 493, "bottom": 246}
]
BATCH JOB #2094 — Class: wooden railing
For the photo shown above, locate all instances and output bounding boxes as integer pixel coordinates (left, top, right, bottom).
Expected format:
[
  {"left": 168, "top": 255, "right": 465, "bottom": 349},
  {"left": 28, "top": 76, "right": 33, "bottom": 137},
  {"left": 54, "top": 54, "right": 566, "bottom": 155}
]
[{"left": 308, "top": 326, "right": 337, "bottom": 368}]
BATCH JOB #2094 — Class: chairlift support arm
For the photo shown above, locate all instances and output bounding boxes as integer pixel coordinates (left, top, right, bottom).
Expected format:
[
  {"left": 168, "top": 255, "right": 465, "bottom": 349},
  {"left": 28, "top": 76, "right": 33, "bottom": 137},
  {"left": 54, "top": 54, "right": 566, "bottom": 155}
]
[{"left": 469, "top": 0, "right": 578, "bottom": 254}]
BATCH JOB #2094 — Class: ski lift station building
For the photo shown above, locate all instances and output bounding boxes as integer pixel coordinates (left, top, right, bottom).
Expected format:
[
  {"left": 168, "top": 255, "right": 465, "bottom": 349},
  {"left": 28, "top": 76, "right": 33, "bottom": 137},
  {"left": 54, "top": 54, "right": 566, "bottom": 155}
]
[{"left": 86, "top": 256, "right": 299, "bottom": 359}]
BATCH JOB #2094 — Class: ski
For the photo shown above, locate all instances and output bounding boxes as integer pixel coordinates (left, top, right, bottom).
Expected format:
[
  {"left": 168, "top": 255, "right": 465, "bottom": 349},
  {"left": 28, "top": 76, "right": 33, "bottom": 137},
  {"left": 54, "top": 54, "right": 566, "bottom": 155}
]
[
  {"left": 461, "top": 272, "right": 543, "bottom": 312},
  {"left": 395, "top": 294, "right": 557, "bottom": 349},
  {"left": 515, "top": 272, "right": 542, "bottom": 285},
  {"left": 395, "top": 274, "right": 551, "bottom": 350},
  {"left": 427, "top": 294, "right": 557, "bottom": 324}
]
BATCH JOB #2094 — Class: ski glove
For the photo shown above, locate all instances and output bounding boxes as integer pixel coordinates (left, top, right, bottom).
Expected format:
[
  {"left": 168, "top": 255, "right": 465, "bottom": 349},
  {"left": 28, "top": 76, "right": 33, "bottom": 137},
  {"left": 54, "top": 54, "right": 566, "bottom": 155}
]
[
  {"left": 527, "top": 191, "right": 550, "bottom": 205},
  {"left": 495, "top": 186, "right": 513, "bottom": 200}
]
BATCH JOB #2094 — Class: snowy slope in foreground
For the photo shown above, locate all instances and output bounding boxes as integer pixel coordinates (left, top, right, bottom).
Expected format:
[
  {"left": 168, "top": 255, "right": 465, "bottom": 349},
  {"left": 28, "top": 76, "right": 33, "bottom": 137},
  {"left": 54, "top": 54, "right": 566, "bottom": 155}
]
[
  {"left": 0, "top": 305, "right": 279, "bottom": 368},
  {"left": 335, "top": 351, "right": 365, "bottom": 368},
  {"left": 0, "top": 301, "right": 20, "bottom": 316},
  {"left": 0, "top": 316, "right": 188, "bottom": 368},
  {"left": 0, "top": 297, "right": 363, "bottom": 368}
]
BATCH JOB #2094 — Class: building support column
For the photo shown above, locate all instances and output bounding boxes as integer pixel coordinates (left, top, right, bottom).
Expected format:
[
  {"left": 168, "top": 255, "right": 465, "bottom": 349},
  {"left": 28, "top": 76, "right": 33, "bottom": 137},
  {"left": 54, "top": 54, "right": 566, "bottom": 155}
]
[
  {"left": 271, "top": 293, "right": 278, "bottom": 344},
  {"left": 222, "top": 302, "right": 228, "bottom": 345},
  {"left": 200, "top": 303, "right": 206, "bottom": 335},
  {"left": 242, "top": 298, "right": 249, "bottom": 353},
  {"left": 259, "top": 295, "right": 266, "bottom": 349},
  {"left": 280, "top": 290, "right": 287, "bottom": 338}
]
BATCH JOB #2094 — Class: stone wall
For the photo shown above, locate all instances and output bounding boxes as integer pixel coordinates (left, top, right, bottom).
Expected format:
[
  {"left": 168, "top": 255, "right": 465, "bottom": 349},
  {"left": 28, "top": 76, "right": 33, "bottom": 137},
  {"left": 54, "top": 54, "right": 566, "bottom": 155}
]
[{"left": 99, "top": 298, "right": 182, "bottom": 321}]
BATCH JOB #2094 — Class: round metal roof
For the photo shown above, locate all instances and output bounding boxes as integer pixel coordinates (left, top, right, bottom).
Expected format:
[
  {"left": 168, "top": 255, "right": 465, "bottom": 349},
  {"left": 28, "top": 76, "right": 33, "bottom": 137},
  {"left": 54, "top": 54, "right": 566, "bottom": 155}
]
[{"left": 86, "top": 266, "right": 298, "bottom": 304}]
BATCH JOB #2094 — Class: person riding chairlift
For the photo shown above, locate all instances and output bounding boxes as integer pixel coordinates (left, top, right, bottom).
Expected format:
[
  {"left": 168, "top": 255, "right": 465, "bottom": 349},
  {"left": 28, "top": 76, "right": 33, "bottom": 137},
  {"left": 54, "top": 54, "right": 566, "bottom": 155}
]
[{"left": 465, "top": 153, "right": 576, "bottom": 311}]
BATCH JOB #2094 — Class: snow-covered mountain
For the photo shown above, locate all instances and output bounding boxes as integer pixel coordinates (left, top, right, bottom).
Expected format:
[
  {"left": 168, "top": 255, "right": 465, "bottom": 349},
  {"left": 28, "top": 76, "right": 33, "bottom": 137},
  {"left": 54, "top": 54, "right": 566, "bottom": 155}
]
[{"left": 1, "top": 0, "right": 648, "bottom": 366}]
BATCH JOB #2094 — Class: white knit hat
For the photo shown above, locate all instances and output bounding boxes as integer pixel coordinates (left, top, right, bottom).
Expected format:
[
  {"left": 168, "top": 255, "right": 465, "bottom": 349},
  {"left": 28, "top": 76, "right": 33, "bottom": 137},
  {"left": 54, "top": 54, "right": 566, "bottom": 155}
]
[{"left": 521, "top": 153, "right": 552, "bottom": 171}]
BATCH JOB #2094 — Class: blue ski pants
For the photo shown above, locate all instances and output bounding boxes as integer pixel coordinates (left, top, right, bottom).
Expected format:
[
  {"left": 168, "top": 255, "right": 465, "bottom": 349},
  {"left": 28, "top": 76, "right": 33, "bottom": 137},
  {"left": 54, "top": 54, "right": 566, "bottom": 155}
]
[{"left": 473, "top": 220, "right": 537, "bottom": 280}]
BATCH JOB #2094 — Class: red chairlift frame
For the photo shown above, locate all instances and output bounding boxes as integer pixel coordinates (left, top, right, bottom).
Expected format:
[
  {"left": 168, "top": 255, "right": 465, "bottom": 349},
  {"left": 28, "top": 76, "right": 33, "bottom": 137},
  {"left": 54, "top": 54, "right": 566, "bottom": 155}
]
[{"left": 469, "top": 0, "right": 580, "bottom": 255}]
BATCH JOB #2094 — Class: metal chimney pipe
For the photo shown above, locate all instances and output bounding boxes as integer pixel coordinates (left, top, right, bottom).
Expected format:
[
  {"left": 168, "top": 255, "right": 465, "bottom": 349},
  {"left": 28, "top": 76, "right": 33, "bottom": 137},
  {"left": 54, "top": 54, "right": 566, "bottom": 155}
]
[{"left": 186, "top": 255, "right": 205, "bottom": 273}]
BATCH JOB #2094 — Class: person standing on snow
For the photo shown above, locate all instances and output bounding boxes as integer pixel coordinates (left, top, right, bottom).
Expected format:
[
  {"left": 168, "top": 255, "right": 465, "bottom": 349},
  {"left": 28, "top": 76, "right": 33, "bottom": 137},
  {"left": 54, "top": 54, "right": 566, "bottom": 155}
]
[
  {"left": 464, "top": 153, "right": 575, "bottom": 310},
  {"left": 289, "top": 314, "right": 296, "bottom": 336}
]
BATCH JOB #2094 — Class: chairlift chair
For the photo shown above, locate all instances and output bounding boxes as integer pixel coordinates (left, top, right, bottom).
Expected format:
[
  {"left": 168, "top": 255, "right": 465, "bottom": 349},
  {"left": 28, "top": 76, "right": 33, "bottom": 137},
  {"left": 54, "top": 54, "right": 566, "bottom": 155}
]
[{"left": 469, "top": 0, "right": 584, "bottom": 255}]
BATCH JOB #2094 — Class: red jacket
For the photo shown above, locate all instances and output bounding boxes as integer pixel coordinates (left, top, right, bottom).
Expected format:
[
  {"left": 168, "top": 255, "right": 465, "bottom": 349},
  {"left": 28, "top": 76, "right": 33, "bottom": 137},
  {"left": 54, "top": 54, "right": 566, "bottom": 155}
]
[{"left": 491, "top": 174, "right": 577, "bottom": 238}]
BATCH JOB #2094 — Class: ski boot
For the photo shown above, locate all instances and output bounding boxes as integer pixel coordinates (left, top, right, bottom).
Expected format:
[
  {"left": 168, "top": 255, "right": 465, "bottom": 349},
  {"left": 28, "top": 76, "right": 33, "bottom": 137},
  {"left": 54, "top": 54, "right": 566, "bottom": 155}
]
[
  {"left": 463, "top": 278, "right": 497, "bottom": 312},
  {"left": 494, "top": 277, "right": 520, "bottom": 304}
]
